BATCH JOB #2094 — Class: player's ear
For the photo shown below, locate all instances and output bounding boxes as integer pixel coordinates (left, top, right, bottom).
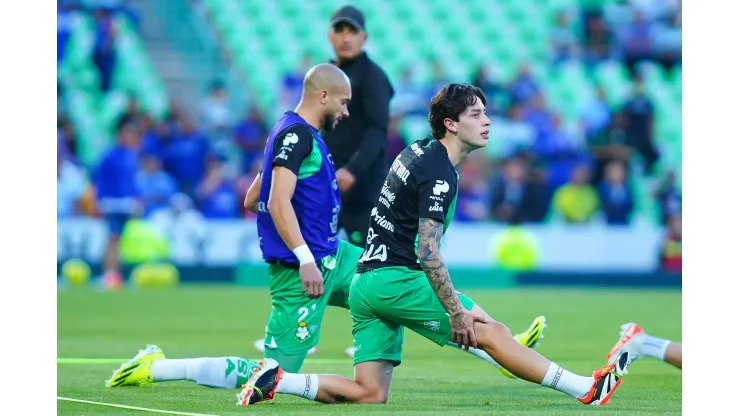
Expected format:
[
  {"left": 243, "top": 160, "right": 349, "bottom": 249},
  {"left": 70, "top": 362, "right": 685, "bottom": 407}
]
[
  {"left": 327, "top": 27, "right": 334, "bottom": 43},
  {"left": 443, "top": 118, "right": 457, "bottom": 135},
  {"left": 319, "top": 90, "right": 329, "bottom": 104}
]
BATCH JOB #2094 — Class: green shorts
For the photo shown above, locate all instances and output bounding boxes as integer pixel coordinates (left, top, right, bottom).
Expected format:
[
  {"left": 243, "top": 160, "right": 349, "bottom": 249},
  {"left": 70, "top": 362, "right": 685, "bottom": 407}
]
[
  {"left": 349, "top": 266, "right": 475, "bottom": 367},
  {"left": 264, "top": 239, "right": 363, "bottom": 355}
]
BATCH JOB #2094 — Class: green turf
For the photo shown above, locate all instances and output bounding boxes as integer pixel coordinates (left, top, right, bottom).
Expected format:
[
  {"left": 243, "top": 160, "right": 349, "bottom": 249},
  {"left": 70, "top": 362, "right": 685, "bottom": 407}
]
[{"left": 58, "top": 286, "right": 682, "bottom": 415}]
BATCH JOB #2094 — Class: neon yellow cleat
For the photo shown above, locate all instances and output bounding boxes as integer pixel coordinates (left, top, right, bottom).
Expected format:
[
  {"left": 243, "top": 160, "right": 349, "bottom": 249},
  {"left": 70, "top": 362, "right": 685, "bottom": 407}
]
[
  {"left": 105, "top": 345, "right": 165, "bottom": 387},
  {"left": 500, "top": 315, "right": 547, "bottom": 379}
]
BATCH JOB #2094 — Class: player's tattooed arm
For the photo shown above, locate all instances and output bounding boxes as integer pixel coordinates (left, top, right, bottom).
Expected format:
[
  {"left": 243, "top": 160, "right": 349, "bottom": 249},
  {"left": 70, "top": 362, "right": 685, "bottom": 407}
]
[{"left": 417, "top": 218, "right": 465, "bottom": 317}]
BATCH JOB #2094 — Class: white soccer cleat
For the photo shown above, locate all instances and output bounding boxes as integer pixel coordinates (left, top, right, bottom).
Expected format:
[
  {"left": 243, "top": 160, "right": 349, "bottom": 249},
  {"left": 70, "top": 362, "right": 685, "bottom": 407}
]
[
  {"left": 254, "top": 338, "right": 317, "bottom": 355},
  {"left": 606, "top": 322, "right": 645, "bottom": 364}
]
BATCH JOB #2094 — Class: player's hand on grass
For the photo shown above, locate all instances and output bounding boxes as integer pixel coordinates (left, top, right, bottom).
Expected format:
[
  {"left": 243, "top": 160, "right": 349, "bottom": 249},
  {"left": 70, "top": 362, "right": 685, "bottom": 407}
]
[
  {"left": 450, "top": 309, "right": 488, "bottom": 350},
  {"left": 299, "top": 262, "right": 324, "bottom": 298}
]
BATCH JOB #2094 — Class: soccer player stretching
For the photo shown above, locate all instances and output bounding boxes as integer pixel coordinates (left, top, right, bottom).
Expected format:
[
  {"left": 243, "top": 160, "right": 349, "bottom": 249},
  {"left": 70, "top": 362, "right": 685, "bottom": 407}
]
[
  {"left": 105, "top": 70, "right": 545, "bottom": 390},
  {"left": 238, "top": 84, "right": 631, "bottom": 407}
]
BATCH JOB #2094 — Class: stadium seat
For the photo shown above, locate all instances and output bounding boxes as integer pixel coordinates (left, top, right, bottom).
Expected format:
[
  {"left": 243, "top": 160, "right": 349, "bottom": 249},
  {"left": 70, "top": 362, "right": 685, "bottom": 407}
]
[{"left": 195, "top": 0, "right": 680, "bottom": 224}]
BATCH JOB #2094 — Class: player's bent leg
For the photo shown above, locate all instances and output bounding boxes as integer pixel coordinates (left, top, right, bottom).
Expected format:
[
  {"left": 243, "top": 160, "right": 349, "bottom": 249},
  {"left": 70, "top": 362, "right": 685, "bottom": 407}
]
[
  {"left": 237, "top": 359, "right": 393, "bottom": 405},
  {"left": 259, "top": 263, "right": 331, "bottom": 372}
]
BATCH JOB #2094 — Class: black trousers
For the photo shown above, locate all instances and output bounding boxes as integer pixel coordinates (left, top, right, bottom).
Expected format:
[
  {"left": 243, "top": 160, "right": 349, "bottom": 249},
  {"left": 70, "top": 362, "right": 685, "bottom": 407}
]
[{"left": 338, "top": 204, "right": 373, "bottom": 247}]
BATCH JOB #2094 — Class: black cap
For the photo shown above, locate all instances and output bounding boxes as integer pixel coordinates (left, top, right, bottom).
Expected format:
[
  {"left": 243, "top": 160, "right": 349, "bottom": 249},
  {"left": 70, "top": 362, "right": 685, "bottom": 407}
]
[{"left": 330, "top": 5, "right": 365, "bottom": 31}]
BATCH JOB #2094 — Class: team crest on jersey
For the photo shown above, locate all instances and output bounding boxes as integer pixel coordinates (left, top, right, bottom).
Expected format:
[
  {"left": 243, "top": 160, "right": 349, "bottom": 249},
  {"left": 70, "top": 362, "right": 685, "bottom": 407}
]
[{"left": 295, "top": 321, "right": 311, "bottom": 342}]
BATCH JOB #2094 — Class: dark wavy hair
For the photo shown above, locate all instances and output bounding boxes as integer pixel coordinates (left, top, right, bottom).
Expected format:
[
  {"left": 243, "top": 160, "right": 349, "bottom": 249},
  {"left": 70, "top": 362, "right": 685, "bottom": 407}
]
[{"left": 428, "top": 84, "right": 487, "bottom": 140}]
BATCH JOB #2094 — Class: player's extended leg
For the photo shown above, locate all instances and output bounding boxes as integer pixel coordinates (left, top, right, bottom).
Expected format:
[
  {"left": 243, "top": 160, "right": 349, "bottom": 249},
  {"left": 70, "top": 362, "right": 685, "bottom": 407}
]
[
  {"left": 105, "top": 345, "right": 261, "bottom": 389},
  {"left": 606, "top": 322, "right": 682, "bottom": 369},
  {"left": 470, "top": 318, "right": 630, "bottom": 405},
  {"left": 446, "top": 307, "right": 547, "bottom": 379}
]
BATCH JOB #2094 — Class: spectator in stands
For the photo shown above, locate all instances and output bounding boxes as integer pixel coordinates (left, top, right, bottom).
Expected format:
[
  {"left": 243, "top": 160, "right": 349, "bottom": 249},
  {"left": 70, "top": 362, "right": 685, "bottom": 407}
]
[
  {"left": 551, "top": 10, "right": 579, "bottom": 64},
  {"left": 597, "top": 161, "right": 634, "bottom": 225},
  {"left": 659, "top": 212, "right": 681, "bottom": 272},
  {"left": 552, "top": 162, "right": 599, "bottom": 224},
  {"left": 425, "top": 59, "right": 449, "bottom": 102},
  {"left": 57, "top": 142, "right": 87, "bottom": 219},
  {"left": 196, "top": 154, "right": 239, "bottom": 219},
  {"left": 94, "top": 115, "right": 141, "bottom": 285},
  {"left": 583, "top": 16, "right": 614, "bottom": 67},
  {"left": 523, "top": 93, "right": 556, "bottom": 159},
  {"left": 164, "top": 113, "right": 210, "bottom": 199},
  {"left": 652, "top": 8, "right": 682, "bottom": 70},
  {"left": 139, "top": 113, "right": 168, "bottom": 159},
  {"left": 491, "top": 104, "right": 536, "bottom": 160},
  {"left": 385, "top": 116, "right": 406, "bottom": 164},
  {"left": 92, "top": 6, "right": 117, "bottom": 92},
  {"left": 581, "top": 86, "right": 612, "bottom": 141},
  {"left": 280, "top": 54, "right": 313, "bottom": 112},
  {"left": 472, "top": 65, "right": 508, "bottom": 116},
  {"left": 234, "top": 107, "right": 268, "bottom": 174},
  {"left": 618, "top": 10, "right": 654, "bottom": 76},
  {"left": 654, "top": 170, "right": 682, "bottom": 225},
  {"left": 391, "top": 67, "right": 424, "bottom": 116},
  {"left": 136, "top": 153, "right": 177, "bottom": 218},
  {"left": 454, "top": 155, "right": 490, "bottom": 222},
  {"left": 623, "top": 77, "right": 659, "bottom": 174},
  {"left": 490, "top": 157, "right": 547, "bottom": 224},
  {"left": 588, "top": 109, "right": 632, "bottom": 185},
  {"left": 509, "top": 64, "right": 540, "bottom": 105},
  {"left": 199, "top": 80, "right": 233, "bottom": 141}
]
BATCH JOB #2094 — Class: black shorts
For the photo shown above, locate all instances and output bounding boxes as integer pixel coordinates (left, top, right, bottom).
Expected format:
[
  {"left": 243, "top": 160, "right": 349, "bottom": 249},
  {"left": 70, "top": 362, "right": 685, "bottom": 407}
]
[{"left": 338, "top": 205, "right": 373, "bottom": 247}]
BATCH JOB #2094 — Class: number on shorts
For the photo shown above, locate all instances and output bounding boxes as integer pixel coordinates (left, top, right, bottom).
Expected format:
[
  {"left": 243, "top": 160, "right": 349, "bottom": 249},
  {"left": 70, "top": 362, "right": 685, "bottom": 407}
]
[{"left": 298, "top": 304, "right": 317, "bottom": 323}]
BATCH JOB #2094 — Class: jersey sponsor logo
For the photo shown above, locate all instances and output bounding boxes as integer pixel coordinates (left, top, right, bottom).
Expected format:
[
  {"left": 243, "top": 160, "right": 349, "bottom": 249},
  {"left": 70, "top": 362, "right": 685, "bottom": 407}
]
[
  {"left": 283, "top": 132, "right": 299, "bottom": 146},
  {"left": 330, "top": 205, "right": 340, "bottom": 234},
  {"left": 433, "top": 180, "right": 449, "bottom": 196},
  {"left": 359, "top": 227, "right": 388, "bottom": 262},
  {"left": 429, "top": 201, "right": 444, "bottom": 212},
  {"left": 410, "top": 142, "right": 424, "bottom": 156},
  {"left": 423, "top": 320, "right": 440, "bottom": 332},
  {"left": 390, "top": 158, "right": 410, "bottom": 185},
  {"left": 370, "top": 207, "right": 394, "bottom": 232},
  {"left": 378, "top": 182, "right": 396, "bottom": 208}
]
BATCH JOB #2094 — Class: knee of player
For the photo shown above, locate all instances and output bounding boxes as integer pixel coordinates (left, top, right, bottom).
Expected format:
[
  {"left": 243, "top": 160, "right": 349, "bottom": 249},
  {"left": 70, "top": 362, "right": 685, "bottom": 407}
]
[
  {"left": 357, "top": 388, "right": 388, "bottom": 404},
  {"left": 477, "top": 321, "right": 512, "bottom": 343}
]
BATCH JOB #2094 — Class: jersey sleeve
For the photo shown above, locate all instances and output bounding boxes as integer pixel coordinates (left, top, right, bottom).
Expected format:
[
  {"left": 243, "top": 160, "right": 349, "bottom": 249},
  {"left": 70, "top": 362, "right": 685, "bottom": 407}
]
[
  {"left": 271, "top": 124, "right": 314, "bottom": 175},
  {"left": 416, "top": 166, "right": 457, "bottom": 222}
]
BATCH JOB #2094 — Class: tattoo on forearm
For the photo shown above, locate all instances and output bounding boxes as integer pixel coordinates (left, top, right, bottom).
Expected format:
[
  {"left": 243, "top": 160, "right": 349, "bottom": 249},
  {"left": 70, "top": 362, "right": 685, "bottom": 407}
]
[
  {"left": 334, "top": 395, "right": 348, "bottom": 403},
  {"left": 417, "top": 218, "right": 463, "bottom": 321}
]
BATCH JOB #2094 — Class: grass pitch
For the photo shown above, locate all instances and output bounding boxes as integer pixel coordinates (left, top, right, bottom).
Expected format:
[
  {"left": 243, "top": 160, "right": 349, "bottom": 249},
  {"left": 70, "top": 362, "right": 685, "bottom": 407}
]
[{"left": 58, "top": 285, "right": 681, "bottom": 415}]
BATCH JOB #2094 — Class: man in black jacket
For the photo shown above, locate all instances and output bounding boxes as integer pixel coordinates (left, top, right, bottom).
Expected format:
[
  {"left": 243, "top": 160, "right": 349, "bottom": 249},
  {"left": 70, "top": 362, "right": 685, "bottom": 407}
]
[{"left": 324, "top": 5, "right": 394, "bottom": 247}]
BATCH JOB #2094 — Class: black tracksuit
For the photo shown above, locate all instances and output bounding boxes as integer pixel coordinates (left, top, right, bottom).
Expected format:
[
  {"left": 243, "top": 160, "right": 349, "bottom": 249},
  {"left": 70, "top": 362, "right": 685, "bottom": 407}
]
[{"left": 323, "top": 52, "right": 394, "bottom": 247}]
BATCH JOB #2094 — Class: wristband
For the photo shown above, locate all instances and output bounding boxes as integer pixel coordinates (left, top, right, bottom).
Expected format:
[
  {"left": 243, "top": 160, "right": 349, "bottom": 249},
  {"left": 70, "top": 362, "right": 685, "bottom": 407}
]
[{"left": 292, "top": 244, "right": 315, "bottom": 265}]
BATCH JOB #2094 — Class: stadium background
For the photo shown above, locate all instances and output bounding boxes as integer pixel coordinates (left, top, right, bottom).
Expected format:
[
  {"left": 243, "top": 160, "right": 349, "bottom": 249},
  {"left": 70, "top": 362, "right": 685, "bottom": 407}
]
[
  {"left": 56, "top": 0, "right": 682, "bottom": 414},
  {"left": 57, "top": 0, "right": 681, "bottom": 286}
]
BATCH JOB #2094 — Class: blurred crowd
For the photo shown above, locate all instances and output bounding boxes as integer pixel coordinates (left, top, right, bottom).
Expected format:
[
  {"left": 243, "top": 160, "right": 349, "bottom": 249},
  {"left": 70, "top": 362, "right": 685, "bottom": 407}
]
[{"left": 58, "top": 0, "right": 681, "bottom": 269}]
